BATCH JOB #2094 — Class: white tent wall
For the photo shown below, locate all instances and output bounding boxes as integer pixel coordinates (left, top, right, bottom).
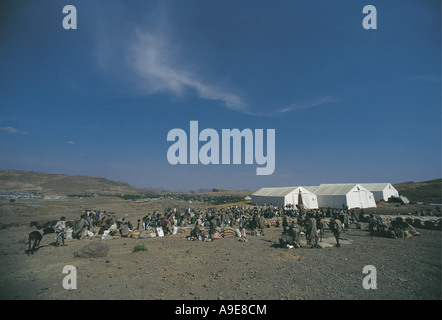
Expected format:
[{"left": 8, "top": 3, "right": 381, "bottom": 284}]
[
  {"left": 279, "top": 187, "right": 319, "bottom": 209},
  {"left": 305, "top": 184, "right": 376, "bottom": 209},
  {"left": 370, "top": 191, "right": 385, "bottom": 202},
  {"left": 346, "top": 193, "right": 361, "bottom": 209},
  {"left": 360, "top": 183, "right": 399, "bottom": 202},
  {"left": 348, "top": 189, "right": 376, "bottom": 209},
  {"left": 344, "top": 185, "right": 376, "bottom": 209},
  {"left": 315, "top": 194, "right": 347, "bottom": 209},
  {"left": 371, "top": 190, "right": 398, "bottom": 202},
  {"left": 286, "top": 194, "right": 294, "bottom": 207},
  {"left": 381, "top": 187, "right": 399, "bottom": 201},
  {"left": 251, "top": 187, "right": 319, "bottom": 209},
  {"left": 299, "top": 191, "right": 319, "bottom": 209},
  {"left": 364, "top": 190, "right": 377, "bottom": 207}
]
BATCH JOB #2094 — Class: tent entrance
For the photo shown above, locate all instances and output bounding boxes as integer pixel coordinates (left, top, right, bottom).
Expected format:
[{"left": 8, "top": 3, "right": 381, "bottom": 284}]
[{"left": 298, "top": 192, "right": 303, "bottom": 205}]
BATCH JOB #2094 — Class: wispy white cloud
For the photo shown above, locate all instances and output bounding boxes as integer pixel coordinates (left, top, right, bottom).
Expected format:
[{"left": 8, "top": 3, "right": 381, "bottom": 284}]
[
  {"left": 127, "top": 30, "right": 249, "bottom": 113},
  {"left": 0, "top": 126, "right": 28, "bottom": 134},
  {"left": 67, "top": 141, "right": 76, "bottom": 145},
  {"left": 94, "top": 4, "right": 336, "bottom": 117},
  {"left": 277, "top": 96, "right": 339, "bottom": 113}
]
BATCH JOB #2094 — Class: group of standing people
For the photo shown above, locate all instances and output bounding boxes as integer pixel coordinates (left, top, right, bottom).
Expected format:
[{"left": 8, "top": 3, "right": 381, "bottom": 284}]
[{"left": 279, "top": 207, "right": 359, "bottom": 248}]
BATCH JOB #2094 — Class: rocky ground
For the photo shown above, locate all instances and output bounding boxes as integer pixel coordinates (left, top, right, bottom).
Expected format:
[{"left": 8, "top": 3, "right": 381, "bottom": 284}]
[{"left": 0, "top": 198, "right": 440, "bottom": 301}]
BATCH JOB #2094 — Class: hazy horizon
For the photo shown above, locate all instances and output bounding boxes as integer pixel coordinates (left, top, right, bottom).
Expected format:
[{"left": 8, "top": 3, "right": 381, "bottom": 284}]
[{"left": 0, "top": 168, "right": 440, "bottom": 194}]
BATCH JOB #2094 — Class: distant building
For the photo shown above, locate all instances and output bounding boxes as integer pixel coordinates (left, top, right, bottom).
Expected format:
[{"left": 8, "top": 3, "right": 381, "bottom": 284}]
[{"left": 43, "top": 195, "right": 65, "bottom": 200}]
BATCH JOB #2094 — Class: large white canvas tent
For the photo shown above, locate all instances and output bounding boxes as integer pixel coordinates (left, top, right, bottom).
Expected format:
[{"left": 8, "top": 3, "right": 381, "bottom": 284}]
[
  {"left": 251, "top": 186, "right": 319, "bottom": 209},
  {"left": 360, "top": 183, "right": 399, "bottom": 202},
  {"left": 304, "top": 184, "right": 376, "bottom": 209}
]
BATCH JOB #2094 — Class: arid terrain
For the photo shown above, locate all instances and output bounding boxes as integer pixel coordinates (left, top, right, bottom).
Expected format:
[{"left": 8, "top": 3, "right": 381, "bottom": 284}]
[{"left": 0, "top": 195, "right": 440, "bottom": 301}]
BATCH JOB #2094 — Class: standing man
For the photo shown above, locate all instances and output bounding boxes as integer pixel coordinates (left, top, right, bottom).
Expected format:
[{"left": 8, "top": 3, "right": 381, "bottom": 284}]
[
  {"left": 316, "top": 215, "right": 325, "bottom": 242},
  {"left": 209, "top": 216, "right": 217, "bottom": 239},
  {"left": 54, "top": 216, "right": 66, "bottom": 247},
  {"left": 282, "top": 214, "right": 290, "bottom": 233},
  {"left": 343, "top": 210, "right": 350, "bottom": 232},
  {"left": 329, "top": 215, "right": 342, "bottom": 247},
  {"left": 368, "top": 213, "right": 378, "bottom": 238},
  {"left": 307, "top": 215, "right": 319, "bottom": 248}
]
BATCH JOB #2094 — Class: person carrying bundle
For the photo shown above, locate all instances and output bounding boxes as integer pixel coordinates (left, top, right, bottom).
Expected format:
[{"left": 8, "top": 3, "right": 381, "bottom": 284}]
[
  {"left": 306, "top": 215, "right": 319, "bottom": 248},
  {"left": 329, "top": 215, "right": 342, "bottom": 247}
]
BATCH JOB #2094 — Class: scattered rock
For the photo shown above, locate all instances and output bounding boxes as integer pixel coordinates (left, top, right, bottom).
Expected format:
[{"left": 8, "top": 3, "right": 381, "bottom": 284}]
[{"left": 74, "top": 243, "right": 109, "bottom": 258}]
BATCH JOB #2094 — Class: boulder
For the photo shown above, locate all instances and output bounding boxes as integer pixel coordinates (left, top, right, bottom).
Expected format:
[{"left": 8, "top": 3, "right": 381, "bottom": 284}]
[{"left": 74, "top": 243, "right": 109, "bottom": 258}]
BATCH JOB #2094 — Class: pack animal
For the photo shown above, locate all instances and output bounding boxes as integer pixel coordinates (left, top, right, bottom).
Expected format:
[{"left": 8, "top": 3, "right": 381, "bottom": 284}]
[
  {"left": 30, "top": 220, "right": 57, "bottom": 229},
  {"left": 26, "top": 228, "right": 53, "bottom": 255},
  {"left": 27, "top": 231, "right": 43, "bottom": 255}
]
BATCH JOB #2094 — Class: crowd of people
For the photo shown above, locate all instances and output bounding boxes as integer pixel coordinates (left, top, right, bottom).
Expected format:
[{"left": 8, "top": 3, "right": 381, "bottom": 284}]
[
  {"left": 44, "top": 205, "right": 360, "bottom": 247},
  {"left": 43, "top": 203, "right": 431, "bottom": 250},
  {"left": 367, "top": 214, "right": 421, "bottom": 238}
]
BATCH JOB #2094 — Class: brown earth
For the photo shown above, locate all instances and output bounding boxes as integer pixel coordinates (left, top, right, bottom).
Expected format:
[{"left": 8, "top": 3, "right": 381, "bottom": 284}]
[{"left": 0, "top": 197, "right": 440, "bottom": 300}]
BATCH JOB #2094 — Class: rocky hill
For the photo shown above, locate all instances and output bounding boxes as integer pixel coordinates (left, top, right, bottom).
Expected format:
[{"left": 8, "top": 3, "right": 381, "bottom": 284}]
[
  {"left": 0, "top": 169, "right": 251, "bottom": 198},
  {"left": 0, "top": 169, "right": 142, "bottom": 195},
  {"left": 394, "top": 179, "right": 441, "bottom": 204}
]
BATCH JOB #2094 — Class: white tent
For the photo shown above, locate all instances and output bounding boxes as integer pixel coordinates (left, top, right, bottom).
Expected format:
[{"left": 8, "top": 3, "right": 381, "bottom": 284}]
[
  {"left": 251, "top": 186, "right": 319, "bottom": 209},
  {"left": 360, "top": 183, "right": 399, "bottom": 202},
  {"left": 304, "top": 184, "right": 376, "bottom": 209}
]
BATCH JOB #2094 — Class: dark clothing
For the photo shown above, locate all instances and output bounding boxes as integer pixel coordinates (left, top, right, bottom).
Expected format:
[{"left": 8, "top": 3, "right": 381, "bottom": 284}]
[
  {"left": 282, "top": 215, "right": 289, "bottom": 232},
  {"left": 368, "top": 216, "right": 378, "bottom": 236}
]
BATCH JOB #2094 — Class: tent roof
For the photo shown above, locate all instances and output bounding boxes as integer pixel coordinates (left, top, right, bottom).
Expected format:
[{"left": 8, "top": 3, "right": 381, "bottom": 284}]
[
  {"left": 252, "top": 186, "right": 309, "bottom": 197},
  {"left": 304, "top": 184, "right": 369, "bottom": 195},
  {"left": 359, "top": 183, "right": 395, "bottom": 191}
]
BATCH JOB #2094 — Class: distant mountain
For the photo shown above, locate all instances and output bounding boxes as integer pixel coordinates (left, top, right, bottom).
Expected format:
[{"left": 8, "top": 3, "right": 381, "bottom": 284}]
[
  {"left": 0, "top": 169, "right": 252, "bottom": 197},
  {"left": 394, "top": 179, "right": 441, "bottom": 204},
  {"left": 0, "top": 169, "right": 145, "bottom": 195}
]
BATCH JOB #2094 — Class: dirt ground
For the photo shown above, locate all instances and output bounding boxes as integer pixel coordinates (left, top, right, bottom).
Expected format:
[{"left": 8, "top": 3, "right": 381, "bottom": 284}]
[{"left": 0, "top": 197, "right": 440, "bottom": 300}]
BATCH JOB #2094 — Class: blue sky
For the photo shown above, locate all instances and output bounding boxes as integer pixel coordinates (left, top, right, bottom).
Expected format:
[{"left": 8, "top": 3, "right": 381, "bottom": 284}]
[{"left": 0, "top": 0, "right": 440, "bottom": 191}]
